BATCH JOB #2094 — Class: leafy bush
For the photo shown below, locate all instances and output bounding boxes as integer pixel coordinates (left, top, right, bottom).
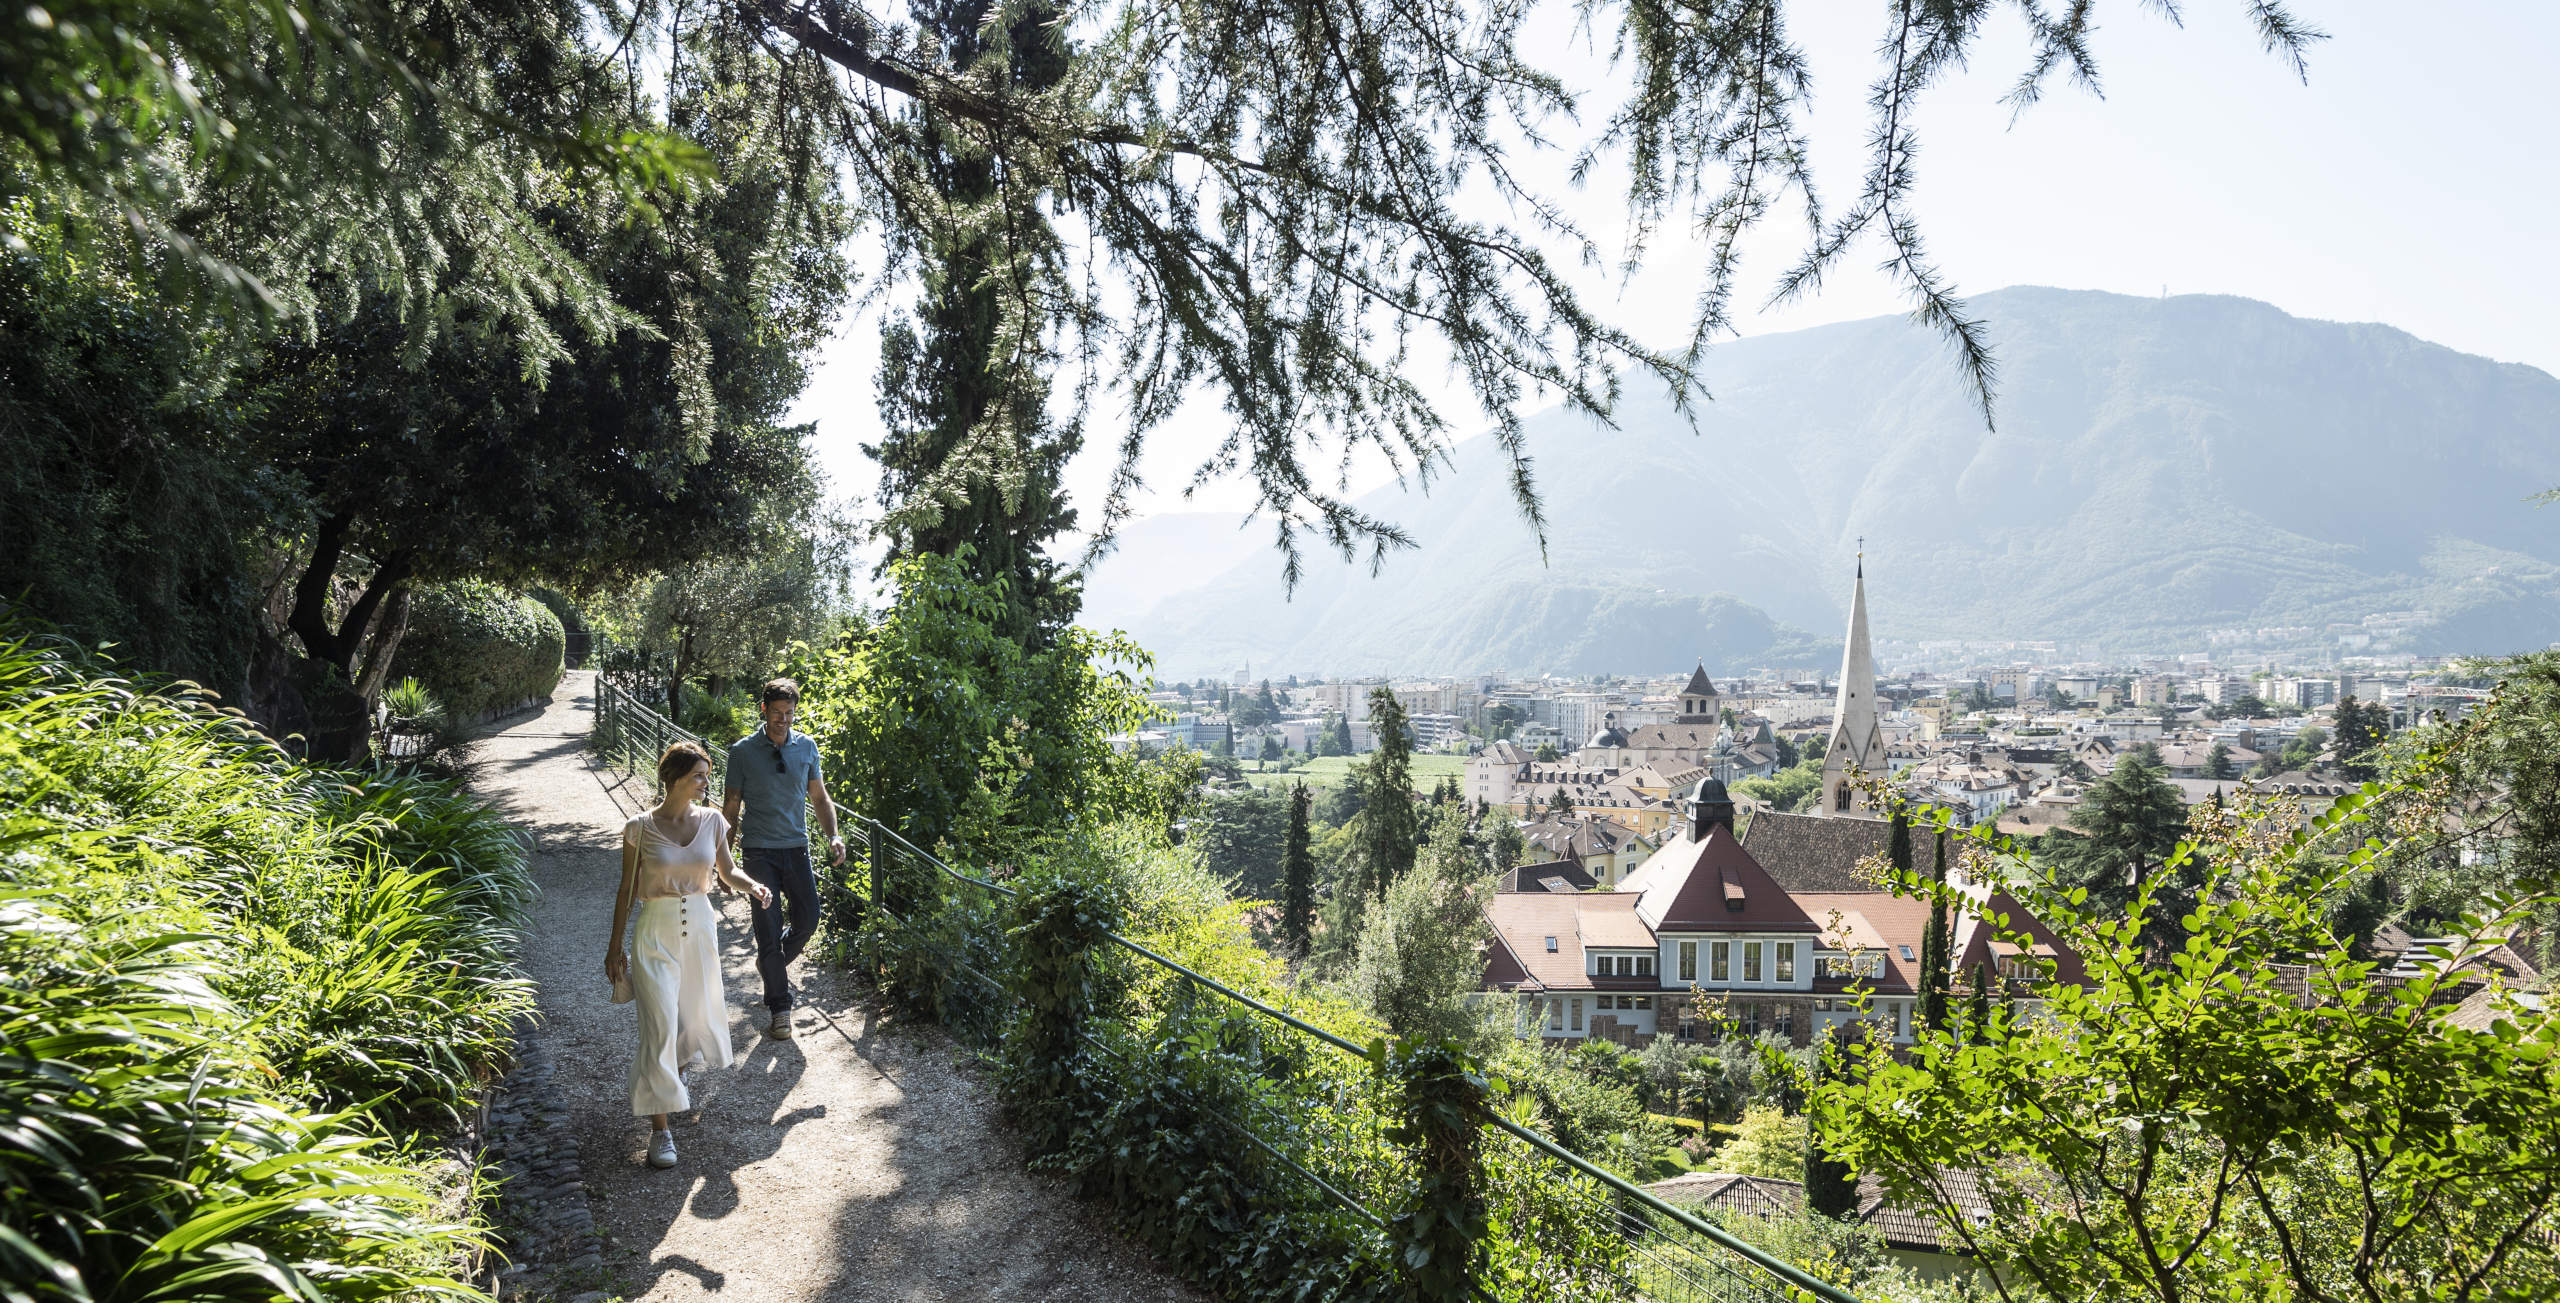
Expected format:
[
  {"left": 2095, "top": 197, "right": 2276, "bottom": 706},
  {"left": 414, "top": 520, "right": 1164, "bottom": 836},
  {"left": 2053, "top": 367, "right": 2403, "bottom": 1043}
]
[
  {"left": 0, "top": 889, "right": 486, "bottom": 1303},
  {"left": 854, "top": 819, "right": 1635, "bottom": 1303},
  {"left": 3, "top": 634, "right": 535, "bottom": 1124},
  {"left": 393, "top": 581, "right": 565, "bottom": 721},
  {"left": 676, "top": 680, "right": 758, "bottom": 746},
  {"left": 0, "top": 625, "right": 533, "bottom": 1299}
]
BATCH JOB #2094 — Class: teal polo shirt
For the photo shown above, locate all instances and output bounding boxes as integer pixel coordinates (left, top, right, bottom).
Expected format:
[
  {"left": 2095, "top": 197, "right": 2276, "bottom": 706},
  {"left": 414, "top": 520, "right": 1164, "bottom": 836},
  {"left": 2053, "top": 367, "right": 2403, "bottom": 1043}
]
[{"left": 725, "top": 728, "right": 824, "bottom": 849}]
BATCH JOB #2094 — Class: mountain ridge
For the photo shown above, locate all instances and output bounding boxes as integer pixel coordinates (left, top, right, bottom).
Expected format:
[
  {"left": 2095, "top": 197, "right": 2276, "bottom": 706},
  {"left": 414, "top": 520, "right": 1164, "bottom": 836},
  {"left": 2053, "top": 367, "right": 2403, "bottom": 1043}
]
[{"left": 1084, "top": 288, "right": 2560, "bottom": 678}]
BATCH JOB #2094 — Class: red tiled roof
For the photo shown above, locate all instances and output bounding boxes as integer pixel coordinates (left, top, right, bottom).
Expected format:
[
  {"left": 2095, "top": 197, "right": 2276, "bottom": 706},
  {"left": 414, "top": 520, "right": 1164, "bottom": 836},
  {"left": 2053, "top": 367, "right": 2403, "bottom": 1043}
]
[
  {"left": 1951, "top": 888, "right": 2089, "bottom": 987},
  {"left": 1481, "top": 892, "right": 1652, "bottom": 991},
  {"left": 1629, "top": 824, "right": 1819, "bottom": 934}
]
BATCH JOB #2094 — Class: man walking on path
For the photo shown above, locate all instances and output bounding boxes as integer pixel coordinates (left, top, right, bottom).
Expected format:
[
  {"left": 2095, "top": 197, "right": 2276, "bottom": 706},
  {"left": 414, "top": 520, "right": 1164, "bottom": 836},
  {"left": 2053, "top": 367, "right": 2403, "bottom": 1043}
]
[{"left": 723, "top": 678, "right": 844, "bottom": 1039}]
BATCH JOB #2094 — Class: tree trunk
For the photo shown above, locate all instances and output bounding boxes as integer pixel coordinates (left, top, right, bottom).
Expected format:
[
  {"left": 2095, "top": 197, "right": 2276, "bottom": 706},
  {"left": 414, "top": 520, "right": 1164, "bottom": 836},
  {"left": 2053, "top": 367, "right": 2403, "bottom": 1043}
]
[
  {"left": 277, "top": 514, "right": 414, "bottom": 763},
  {"left": 351, "top": 587, "right": 413, "bottom": 709},
  {"left": 288, "top": 512, "right": 356, "bottom": 669}
]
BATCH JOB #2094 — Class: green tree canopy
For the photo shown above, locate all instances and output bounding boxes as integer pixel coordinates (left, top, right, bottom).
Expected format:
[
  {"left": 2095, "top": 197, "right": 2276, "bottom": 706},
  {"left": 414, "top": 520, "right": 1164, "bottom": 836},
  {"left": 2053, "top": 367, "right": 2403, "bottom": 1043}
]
[
  {"left": 2041, "top": 744, "right": 2196, "bottom": 956},
  {"left": 1821, "top": 762, "right": 2560, "bottom": 1300},
  {"left": 1353, "top": 687, "right": 1419, "bottom": 900}
]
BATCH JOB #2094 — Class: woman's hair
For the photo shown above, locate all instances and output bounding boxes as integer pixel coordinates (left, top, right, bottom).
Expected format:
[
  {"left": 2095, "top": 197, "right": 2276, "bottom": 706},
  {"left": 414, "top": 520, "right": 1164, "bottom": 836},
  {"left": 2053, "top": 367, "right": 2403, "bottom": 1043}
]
[{"left": 656, "top": 739, "right": 712, "bottom": 790}]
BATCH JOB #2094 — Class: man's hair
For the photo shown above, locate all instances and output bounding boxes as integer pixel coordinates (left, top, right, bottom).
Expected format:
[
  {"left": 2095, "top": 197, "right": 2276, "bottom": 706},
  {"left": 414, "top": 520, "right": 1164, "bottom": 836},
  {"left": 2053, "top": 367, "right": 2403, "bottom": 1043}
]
[
  {"left": 656, "top": 739, "right": 712, "bottom": 790},
  {"left": 761, "top": 678, "right": 800, "bottom": 707}
]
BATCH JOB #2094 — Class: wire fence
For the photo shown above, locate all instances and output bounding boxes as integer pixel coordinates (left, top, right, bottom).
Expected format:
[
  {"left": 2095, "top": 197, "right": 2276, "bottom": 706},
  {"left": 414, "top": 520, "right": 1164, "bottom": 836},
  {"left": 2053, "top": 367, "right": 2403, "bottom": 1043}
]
[{"left": 585, "top": 718, "right": 1857, "bottom": 1303}]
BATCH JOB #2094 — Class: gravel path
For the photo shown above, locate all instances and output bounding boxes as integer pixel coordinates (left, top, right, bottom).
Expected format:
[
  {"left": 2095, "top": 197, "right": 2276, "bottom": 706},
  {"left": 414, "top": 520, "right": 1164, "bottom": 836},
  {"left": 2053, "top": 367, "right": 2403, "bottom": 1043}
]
[{"left": 470, "top": 672, "right": 1200, "bottom": 1303}]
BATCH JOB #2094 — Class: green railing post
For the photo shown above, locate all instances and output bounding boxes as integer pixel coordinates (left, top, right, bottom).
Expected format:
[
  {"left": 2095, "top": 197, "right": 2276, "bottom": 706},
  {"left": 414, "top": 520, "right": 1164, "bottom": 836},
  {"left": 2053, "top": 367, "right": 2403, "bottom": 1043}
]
[{"left": 1386, "top": 1038, "right": 1490, "bottom": 1303}]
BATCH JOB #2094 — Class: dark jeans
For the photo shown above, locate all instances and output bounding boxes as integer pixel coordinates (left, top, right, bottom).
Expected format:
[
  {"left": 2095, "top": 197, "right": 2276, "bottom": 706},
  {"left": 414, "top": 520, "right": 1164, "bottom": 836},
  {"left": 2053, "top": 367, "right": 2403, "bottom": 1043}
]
[{"left": 741, "top": 845, "right": 819, "bottom": 1012}]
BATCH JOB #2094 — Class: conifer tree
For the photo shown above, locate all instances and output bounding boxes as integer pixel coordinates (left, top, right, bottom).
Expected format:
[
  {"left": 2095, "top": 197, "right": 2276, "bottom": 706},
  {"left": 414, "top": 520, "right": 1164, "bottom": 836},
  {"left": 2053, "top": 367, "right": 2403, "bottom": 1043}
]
[
  {"left": 1282, "top": 783, "right": 1316, "bottom": 959},
  {"left": 1356, "top": 686, "right": 1419, "bottom": 900},
  {"left": 2041, "top": 745, "right": 2199, "bottom": 955},
  {"left": 1806, "top": 1021, "right": 1865, "bottom": 1220},
  {"left": 2206, "top": 741, "right": 2235, "bottom": 780},
  {"left": 1918, "top": 830, "right": 1951, "bottom": 1031},
  {"left": 2334, "top": 694, "right": 2392, "bottom": 782}
]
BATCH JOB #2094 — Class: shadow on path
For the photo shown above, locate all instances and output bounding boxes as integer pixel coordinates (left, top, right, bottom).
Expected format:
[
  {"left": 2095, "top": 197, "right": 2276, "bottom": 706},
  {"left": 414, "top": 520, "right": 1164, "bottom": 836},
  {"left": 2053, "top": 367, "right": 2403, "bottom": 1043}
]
[{"left": 472, "top": 672, "right": 1200, "bottom": 1303}]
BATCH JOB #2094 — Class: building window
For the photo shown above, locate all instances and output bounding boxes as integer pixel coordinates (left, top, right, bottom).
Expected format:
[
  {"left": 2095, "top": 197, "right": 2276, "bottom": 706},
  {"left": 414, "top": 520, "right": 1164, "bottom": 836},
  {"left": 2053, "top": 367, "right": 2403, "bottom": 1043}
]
[
  {"left": 1547, "top": 999, "right": 1563, "bottom": 1031},
  {"left": 1893, "top": 1001, "right": 1908, "bottom": 1040},
  {"left": 1678, "top": 1007, "right": 1697, "bottom": 1040},
  {"left": 1545, "top": 936, "right": 1558, "bottom": 952},
  {"left": 1899, "top": 944, "right": 1915, "bottom": 961},
  {"left": 1679, "top": 941, "right": 1698, "bottom": 982},
  {"left": 1738, "top": 1002, "right": 1761, "bottom": 1036},
  {"left": 1776, "top": 941, "right": 1796, "bottom": 983},
  {"left": 1711, "top": 941, "right": 1731, "bottom": 983},
  {"left": 1633, "top": 996, "right": 1652, "bottom": 1010},
  {"left": 1570, "top": 998, "right": 1584, "bottom": 1032},
  {"left": 1743, "top": 941, "right": 1763, "bottom": 983},
  {"left": 1638, "top": 954, "right": 1655, "bottom": 977},
  {"left": 1836, "top": 785, "right": 1850, "bottom": 812},
  {"left": 1617, "top": 955, "right": 1634, "bottom": 977}
]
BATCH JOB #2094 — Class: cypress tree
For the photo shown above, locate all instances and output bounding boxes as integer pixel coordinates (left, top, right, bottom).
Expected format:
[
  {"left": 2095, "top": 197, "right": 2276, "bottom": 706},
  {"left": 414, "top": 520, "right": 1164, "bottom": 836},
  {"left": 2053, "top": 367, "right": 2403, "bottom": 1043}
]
[
  {"left": 1283, "top": 783, "right": 1316, "bottom": 959},
  {"left": 1919, "top": 831, "right": 1952, "bottom": 1031},
  {"left": 1357, "top": 687, "right": 1419, "bottom": 900},
  {"left": 1887, "top": 811, "right": 1912, "bottom": 883},
  {"left": 1806, "top": 1022, "right": 1864, "bottom": 1220}
]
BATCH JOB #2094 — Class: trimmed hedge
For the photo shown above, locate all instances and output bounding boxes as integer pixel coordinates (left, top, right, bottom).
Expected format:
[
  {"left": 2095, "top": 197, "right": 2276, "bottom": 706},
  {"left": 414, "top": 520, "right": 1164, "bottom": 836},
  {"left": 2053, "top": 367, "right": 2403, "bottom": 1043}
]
[{"left": 395, "top": 581, "right": 566, "bottom": 721}]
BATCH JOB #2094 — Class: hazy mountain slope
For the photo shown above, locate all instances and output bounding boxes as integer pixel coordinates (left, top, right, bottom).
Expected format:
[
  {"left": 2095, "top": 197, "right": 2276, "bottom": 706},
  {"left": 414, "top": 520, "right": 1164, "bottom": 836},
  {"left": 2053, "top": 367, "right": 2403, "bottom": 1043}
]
[
  {"left": 1110, "top": 288, "right": 2560, "bottom": 677},
  {"left": 1076, "top": 511, "right": 1263, "bottom": 635}
]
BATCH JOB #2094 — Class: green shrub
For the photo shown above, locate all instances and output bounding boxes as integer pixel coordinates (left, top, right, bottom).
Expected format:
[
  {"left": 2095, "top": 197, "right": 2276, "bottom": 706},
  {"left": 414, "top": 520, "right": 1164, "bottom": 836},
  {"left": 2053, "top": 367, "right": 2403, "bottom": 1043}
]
[
  {"left": 382, "top": 676, "right": 446, "bottom": 727},
  {"left": 0, "top": 625, "right": 533, "bottom": 1299},
  {"left": 526, "top": 586, "right": 586, "bottom": 635},
  {"left": 394, "top": 581, "right": 565, "bottom": 721},
  {"left": 677, "top": 681, "right": 758, "bottom": 746},
  {"left": 874, "top": 820, "right": 1636, "bottom": 1303},
  {"left": 0, "top": 634, "right": 535, "bottom": 1124},
  {"left": 0, "top": 888, "right": 486, "bottom": 1303}
]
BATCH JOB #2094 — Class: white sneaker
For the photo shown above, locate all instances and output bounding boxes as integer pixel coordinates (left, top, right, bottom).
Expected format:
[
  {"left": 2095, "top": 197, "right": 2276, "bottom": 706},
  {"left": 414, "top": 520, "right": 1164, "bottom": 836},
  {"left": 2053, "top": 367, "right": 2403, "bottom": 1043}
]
[{"left": 647, "top": 1129, "right": 677, "bottom": 1169}]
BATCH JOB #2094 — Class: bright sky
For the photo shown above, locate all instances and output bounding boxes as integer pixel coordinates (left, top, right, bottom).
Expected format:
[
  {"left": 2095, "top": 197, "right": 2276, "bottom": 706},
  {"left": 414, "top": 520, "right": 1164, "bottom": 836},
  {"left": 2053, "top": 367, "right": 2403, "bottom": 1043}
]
[{"left": 789, "top": 1, "right": 2560, "bottom": 546}]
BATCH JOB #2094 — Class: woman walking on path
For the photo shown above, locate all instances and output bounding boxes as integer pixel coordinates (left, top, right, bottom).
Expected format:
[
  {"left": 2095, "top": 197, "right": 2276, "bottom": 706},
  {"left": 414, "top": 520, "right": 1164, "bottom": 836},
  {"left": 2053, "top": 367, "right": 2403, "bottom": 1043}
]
[{"left": 605, "top": 740, "right": 772, "bottom": 1169}]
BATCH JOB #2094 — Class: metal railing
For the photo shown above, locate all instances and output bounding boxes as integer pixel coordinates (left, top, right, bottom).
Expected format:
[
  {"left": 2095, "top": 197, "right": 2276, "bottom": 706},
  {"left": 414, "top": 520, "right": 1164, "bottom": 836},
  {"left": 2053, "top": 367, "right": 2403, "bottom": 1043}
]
[
  {"left": 586, "top": 727, "right": 1858, "bottom": 1303},
  {"left": 592, "top": 675, "right": 704, "bottom": 781}
]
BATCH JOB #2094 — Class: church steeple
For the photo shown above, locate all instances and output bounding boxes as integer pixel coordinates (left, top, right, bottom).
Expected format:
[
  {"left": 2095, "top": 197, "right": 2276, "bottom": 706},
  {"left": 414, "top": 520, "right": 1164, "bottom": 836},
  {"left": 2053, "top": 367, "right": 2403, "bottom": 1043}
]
[
  {"left": 1677, "top": 661, "right": 1719, "bottom": 722},
  {"left": 1819, "top": 556, "right": 1889, "bottom": 817}
]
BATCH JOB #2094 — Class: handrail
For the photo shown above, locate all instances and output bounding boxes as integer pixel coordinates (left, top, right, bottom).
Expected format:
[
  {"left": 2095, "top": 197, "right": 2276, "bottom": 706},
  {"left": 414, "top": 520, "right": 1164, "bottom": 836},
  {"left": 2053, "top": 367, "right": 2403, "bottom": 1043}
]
[
  {"left": 857, "top": 814, "right": 1372, "bottom": 1060},
  {"left": 1485, "top": 1114, "right": 1860, "bottom": 1303}
]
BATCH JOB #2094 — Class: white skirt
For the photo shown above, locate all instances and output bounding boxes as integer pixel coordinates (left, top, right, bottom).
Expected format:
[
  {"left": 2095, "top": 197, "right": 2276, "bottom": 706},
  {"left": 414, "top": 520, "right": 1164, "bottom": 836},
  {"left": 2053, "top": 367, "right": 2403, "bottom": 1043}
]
[{"left": 629, "top": 894, "right": 732, "bottom": 1116}]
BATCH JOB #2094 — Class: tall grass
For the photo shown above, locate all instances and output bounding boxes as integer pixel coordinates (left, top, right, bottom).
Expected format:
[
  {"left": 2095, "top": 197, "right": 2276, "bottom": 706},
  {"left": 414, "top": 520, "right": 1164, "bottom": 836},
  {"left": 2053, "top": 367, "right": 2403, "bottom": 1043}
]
[{"left": 0, "top": 624, "right": 536, "bottom": 1298}]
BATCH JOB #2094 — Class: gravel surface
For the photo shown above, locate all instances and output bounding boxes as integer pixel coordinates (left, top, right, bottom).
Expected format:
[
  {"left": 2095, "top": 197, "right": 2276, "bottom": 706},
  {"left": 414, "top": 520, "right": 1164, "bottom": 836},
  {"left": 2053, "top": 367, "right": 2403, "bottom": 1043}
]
[{"left": 470, "top": 672, "right": 1201, "bottom": 1303}]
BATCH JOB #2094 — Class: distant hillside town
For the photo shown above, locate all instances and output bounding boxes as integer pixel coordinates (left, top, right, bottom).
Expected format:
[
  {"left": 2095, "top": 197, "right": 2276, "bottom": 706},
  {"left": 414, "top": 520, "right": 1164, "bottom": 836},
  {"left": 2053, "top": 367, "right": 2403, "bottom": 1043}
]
[
  {"left": 1138, "top": 554, "right": 2524, "bottom": 1076},
  {"left": 1132, "top": 555, "right": 2485, "bottom": 842}
]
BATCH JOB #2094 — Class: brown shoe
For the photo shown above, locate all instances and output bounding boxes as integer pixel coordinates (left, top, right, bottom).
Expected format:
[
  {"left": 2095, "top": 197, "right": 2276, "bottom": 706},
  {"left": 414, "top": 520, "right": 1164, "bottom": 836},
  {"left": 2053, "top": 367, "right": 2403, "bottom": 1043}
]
[{"left": 767, "top": 1009, "right": 795, "bottom": 1039}]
